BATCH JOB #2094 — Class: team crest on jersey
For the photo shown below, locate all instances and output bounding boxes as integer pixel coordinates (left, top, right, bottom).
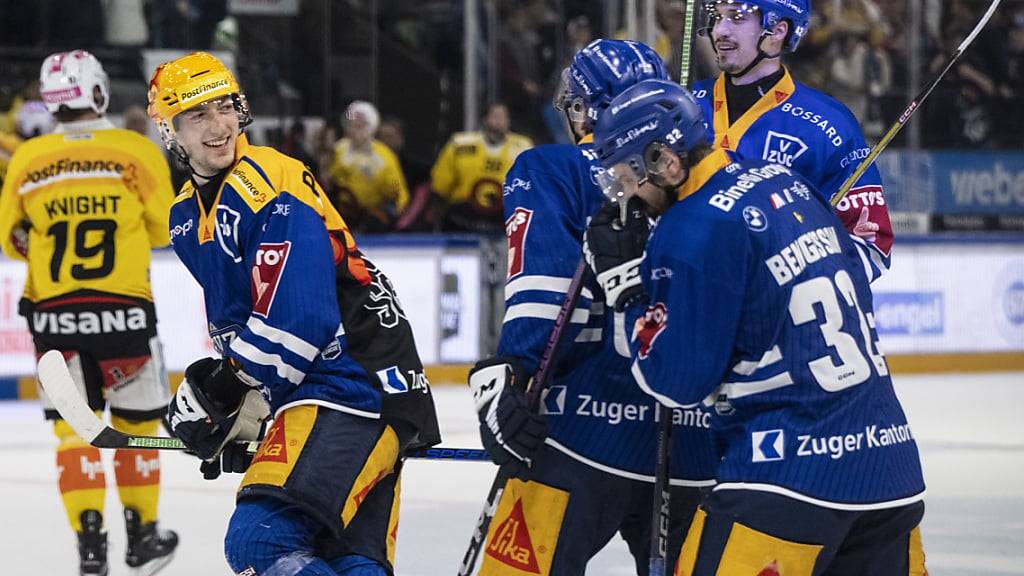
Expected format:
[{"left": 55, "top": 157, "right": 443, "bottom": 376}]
[
  {"left": 216, "top": 205, "right": 243, "bottom": 262},
  {"left": 251, "top": 242, "right": 291, "bottom": 318},
  {"left": 762, "top": 131, "right": 808, "bottom": 167},
  {"left": 505, "top": 207, "right": 533, "bottom": 278},
  {"left": 633, "top": 303, "right": 668, "bottom": 360},
  {"left": 486, "top": 498, "right": 541, "bottom": 573}
]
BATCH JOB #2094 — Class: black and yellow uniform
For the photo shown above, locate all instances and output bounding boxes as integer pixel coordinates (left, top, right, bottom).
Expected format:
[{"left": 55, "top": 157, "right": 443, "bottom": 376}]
[
  {"left": 0, "top": 117, "right": 173, "bottom": 532},
  {"left": 430, "top": 131, "right": 532, "bottom": 233},
  {"left": 329, "top": 138, "right": 408, "bottom": 231}
]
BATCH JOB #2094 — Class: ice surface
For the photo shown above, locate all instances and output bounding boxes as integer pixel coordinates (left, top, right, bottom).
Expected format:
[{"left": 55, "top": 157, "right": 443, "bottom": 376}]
[{"left": 1, "top": 373, "right": 1021, "bottom": 575}]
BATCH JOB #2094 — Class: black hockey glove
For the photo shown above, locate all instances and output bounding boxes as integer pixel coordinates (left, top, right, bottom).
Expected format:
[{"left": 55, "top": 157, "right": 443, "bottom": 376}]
[
  {"left": 167, "top": 358, "right": 269, "bottom": 464},
  {"left": 199, "top": 441, "right": 256, "bottom": 480},
  {"left": 583, "top": 197, "right": 650, "bottom": 311},
  {"left": 468, "top": 357, "right": 546, "bottom": 479}
]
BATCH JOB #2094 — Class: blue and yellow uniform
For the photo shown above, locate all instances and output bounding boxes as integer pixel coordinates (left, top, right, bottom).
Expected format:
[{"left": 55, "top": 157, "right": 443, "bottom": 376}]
[
  {"left": 626, "top": 151, "right": 925, "bottom": 575},
  {"left": 693, "top": 69, "right": 893, "bottom": 281},
  {"left": 168, "top": 132, "right": 440, "bottom": 574}
]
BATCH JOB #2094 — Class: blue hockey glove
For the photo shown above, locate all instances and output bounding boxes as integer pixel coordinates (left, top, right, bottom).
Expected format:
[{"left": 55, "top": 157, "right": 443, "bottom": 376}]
[
  {"left": 583, "top": 197, "right": 650, "bottom": 311},
  {"left": 468, "top": 357, "right": 546, "bottom": 479},
  {"left": 167, "top": 358, "right": 269, "bottom": 465}
]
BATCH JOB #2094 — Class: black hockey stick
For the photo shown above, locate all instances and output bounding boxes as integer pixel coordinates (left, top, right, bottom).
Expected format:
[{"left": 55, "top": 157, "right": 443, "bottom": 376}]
[
  {"left": 645, "top": 4, "right": 699, "bottom": 576},
  {"left": 831, "top": 0, "right": 1002, "bottom": 207},
  {"left": 36, "top": 350, "right": 489, "bottom": 462},
  {"left": 458, "top": 258, "right": 590, "bottom": 575}
]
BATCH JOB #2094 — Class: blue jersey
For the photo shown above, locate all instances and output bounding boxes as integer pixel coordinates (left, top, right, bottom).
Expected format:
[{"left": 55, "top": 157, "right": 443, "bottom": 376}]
[
  {"left": 168, "top": 136, "right": 439, "bottom": 445},
  {"left": 498, "top": 138, "right": 715, "bottom": 484},
  {"left": 630, "top": 149, "right": 925, "bottom": 508},
  {"left": 693, "top": 69, "right": 892, "bottom": 281}
]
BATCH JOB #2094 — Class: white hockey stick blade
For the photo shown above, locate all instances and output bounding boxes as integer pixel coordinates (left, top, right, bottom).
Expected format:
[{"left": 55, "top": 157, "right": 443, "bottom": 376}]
[
  {"left": 38, "top": 350, "right": 110, "bottom": 445},
  {"left": 37, "top": 350, "right": 188, "bottom": 449}
]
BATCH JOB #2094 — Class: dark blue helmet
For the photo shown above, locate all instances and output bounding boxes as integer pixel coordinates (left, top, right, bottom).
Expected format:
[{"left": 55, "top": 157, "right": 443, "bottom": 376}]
[
  {"left": 555, "top": 39, "right": 670, "bottom": 129},
  {"left": 592, "top": 80, "right": 707, "bottom": 200},
  {"left": 704, "top": 0, "right": 811, "bottom": 52}
]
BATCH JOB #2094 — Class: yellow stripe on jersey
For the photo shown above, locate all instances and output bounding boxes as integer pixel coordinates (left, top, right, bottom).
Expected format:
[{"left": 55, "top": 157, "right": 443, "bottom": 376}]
[
  {"left": 712, "top": 68, "right": 796, "bottom": 152},
  {"left": 0, "top": 126, "right": 173, "bottom": 302}
]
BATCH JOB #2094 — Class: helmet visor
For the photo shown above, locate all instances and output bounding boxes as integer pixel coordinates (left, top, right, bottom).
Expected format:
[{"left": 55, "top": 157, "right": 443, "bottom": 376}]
[
  {"left": 596, "top": 155, "right": 647, "bottom": 203},
  {"left": 553, "top": 68, "right": 588, "bottom": 123}
]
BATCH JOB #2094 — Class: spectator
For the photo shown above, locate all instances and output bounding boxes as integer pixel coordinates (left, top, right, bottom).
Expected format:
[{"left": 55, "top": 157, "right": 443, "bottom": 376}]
[
  {"left": 828, "top": 29, "right": 891, "bottom": 139},
  {"left": 499, "top": 5, "right": 545, "bottom": 141},
  {"left": 123, "top": 105, "right": 150, "bottom": 137},
  {"left": 102, "top": 0, "right": 148, "bottom": 46},
  {"left": 378, "top": 115, "right": 430, "bottom": 189},
  {"left": 329, "top": 101, "right": 409, "bottom": 232},
  {"left": 430, "top": 102, "right": 532, "bottom": 234},
  {"left": 281, "top": 119, "right": 316, "bottom": 172},
  {"left": 1003, "top": 9, "right": 1024, "bottom": 146}
]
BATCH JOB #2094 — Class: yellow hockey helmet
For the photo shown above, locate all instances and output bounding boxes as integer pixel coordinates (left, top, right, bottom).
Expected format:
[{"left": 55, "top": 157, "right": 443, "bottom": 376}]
[{"left": 147, "top": 51, "right": 252, "bottom": 154}]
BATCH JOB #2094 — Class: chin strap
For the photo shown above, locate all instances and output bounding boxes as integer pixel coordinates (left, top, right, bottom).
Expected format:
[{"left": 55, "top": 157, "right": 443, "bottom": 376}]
[{"left": 727, "top": 31, "right": 784, "bottom": 80}]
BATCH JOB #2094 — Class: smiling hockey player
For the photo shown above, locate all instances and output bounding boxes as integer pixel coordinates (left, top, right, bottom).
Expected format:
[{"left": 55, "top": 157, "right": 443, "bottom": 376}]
[
  {"left": 150, "top": 51, "right": 439, "bottom": 576},
  {"left": 588, "top": 78, "right": 927, "bottom": 575},
  {"left": 467, "top": 40, "right": 715, "bottom": 575},
  {"left": 694, "top": 0, "right": 893, "bottom": 281}
]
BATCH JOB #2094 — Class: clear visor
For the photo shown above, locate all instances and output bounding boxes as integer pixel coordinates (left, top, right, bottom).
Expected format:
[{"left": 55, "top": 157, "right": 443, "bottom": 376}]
[
  {"left": 595, "top": 142, "right": 673, "bottom": 202},
  {"left": 703, "top": 1, "right": 761, "bottom": 29},
  {"left": 552, "top": 68, "right": 588, "bottom": 123}
]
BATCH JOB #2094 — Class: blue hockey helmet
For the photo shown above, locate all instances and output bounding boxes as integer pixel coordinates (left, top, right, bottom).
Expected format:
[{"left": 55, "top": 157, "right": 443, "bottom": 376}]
[
  {"left": 703, "top": 0, "right": 811, "bottom": 52},
  {"left": 592, "top": 79, "right": 707, "bottom": 201},
  {"left": 554, "top": 39, "right": 670, "bottom": 129}
]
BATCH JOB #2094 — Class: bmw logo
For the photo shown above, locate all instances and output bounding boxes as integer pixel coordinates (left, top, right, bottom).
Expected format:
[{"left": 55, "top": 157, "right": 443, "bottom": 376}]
[{"left": 743, "top": 205, "right": 768, "bottom": 232}]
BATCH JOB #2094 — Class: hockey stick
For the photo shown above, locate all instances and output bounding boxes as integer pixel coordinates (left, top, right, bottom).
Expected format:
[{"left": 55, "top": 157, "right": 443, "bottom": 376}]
[
  {"left": 645, "top": 4, "right": 699, "bottom": 576},
  {"left": 36, "top": 350, "right": 489, "bottom": 462},
  {"left": 830, "top": 0, "right": 1002, "bottom": 208},
  {"left": 458, "top": 258, "right": 590, "bottom": 575}
]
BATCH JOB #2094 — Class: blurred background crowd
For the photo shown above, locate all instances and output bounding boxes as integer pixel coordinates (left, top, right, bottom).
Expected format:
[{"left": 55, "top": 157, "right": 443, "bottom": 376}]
[{"left": 0, "top": 0, "right": 1021, "bottom": 234}]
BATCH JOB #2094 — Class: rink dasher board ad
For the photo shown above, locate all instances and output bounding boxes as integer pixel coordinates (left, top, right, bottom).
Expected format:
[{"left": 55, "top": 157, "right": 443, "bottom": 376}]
[{"left": 0, "top": 243, "right": 481, "bottom": 377}]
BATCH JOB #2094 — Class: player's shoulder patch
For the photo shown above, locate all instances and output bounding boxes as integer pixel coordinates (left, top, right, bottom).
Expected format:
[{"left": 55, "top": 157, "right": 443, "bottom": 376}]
[{"left": 224, "top": 151, "right": 280, "bottom": 213}]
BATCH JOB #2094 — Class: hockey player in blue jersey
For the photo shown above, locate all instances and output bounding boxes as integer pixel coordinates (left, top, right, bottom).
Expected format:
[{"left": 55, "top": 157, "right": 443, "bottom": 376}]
[
  {"left": 467, "top": 40, "right": 715, "bottom": 575},
  {"left": 151, "top": 52, "right": 440, "bottom": 576},
  {"left": 694, "top": 0, "right": 893, "bottom": 282},
  {"left": 587, "top": 79, "right": 927, "bottom": 575}
]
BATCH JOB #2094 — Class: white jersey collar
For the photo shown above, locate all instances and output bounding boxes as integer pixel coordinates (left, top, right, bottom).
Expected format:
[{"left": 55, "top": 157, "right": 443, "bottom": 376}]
[{"left": 56, "top": 117, "right": 116, "bottom": 134}]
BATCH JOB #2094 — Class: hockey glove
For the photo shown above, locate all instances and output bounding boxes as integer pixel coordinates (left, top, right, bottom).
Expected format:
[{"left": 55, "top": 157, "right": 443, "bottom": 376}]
[
  {"left": 583, "top": 197, "right": 650, "bottom": 311},
  {"left": 468, "top": 357, "right": 546, "bottom": 479},
  {"left": 199, "top": 441, "right": 256, "bottom": 480},
  {"left": 167, "top": 358, "right": 270, "bottom": 464}
]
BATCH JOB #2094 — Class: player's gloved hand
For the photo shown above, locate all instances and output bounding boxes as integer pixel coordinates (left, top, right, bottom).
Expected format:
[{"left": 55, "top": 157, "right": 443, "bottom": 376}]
[
  {"left": 583, "top": 197, "right": 650, "bottom": 311},
  {"left": 10, "top": 220, "right": 29, "bottom": 258},
  {"left": 852, "top": 206, "right": 880, "bottom": 243},
  {"left": 167, "top": 357, "right": 269, "bottom": 464},
  {"left": 468, "top": 357, "right": 546, "bottom": 479},
  {"left": 199, "top": 440, "right": 257, "bottom": 480}
]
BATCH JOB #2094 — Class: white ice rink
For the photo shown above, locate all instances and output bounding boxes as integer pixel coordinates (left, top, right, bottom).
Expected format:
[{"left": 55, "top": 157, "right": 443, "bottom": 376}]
[{"left": 2, "top": 372, "right": 1022, "bottom": 575}]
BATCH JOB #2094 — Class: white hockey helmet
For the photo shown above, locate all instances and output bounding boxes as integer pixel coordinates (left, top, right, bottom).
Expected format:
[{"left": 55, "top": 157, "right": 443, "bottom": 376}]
[{"left": 39, "top": 50, "right": 110, "bottom": 115}]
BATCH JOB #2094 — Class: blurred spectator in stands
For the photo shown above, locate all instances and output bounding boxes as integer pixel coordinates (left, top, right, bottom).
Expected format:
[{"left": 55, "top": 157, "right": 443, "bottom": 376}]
[
  {"left": 499, "top": 4, "right": 546, "bottom": 141},
  {"left": 924, "top": 19, "right": 997, "bottom": 148},
  {"left": 312, "top": 122, "right": 338, "bottom": 186},
  {"left": 282, "top": 119, "right": 316, "bottom": 172},
  {"left": 829, "top": 29, "right": 891, "bottom": 140},
  {"left": 430, "top": 102, "right": 532, "bottom": 235},
  {"left": 329, "top": 101, "right": 409, "bottom": 233},
  {"left": 103, "top": 0, "right": 148, "bottom": 47},
  {"left": 123, "top": 105, "right": 150, "bottom": 137},
  {"left": 148, "top": 0, "right": 227, "bottom": 49},
  {"left": 378, "top": 116, "right": 428, "bottom": 189}
]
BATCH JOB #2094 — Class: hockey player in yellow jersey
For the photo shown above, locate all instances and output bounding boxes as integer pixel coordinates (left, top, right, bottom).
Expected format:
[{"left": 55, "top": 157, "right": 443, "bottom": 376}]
[
  {"left": 430, "top": 102, "right": 532, "bottom": 233},
  {"left": 329, "top": 100, "right": 409, "bottom": 232},
  {"left": 0, "top": 50, "right": 178, "bottom": 576}
]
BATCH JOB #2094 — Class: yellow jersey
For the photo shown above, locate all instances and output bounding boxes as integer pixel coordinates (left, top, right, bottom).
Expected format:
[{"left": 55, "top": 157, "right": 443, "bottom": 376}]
[
  {"left": 430, "top": 131, "right": 532, "bottom": 220},
  {"left": 0, "top": 119, "right": 173, "bottom": 303},
  {"left": 329, "top": 138, "right": 408, "bottom": 224}
]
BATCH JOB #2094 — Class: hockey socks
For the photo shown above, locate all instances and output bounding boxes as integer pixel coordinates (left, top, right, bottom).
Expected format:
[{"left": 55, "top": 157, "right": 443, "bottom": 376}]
[
  {"left": 54, "top": 418, "right": 106, "bottom": 532},
  {"left": 111, "top": 416, "right": 162, "bottom": 524}
]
